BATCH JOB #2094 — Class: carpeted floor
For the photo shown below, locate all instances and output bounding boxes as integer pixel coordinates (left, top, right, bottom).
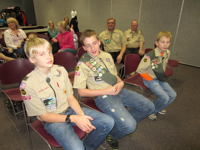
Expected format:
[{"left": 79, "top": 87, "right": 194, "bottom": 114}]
[{"left": 0, "top": 64, "right": 199, "bottom": 150}]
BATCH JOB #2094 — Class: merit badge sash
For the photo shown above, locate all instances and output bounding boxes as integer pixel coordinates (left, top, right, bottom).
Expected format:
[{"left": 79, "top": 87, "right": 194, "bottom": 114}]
[
  {"left": 80, "top": 53, "right": 117, "bottom": 86},
  {"left": 147, "top": 50, "right": 167, "bottom": 82}
]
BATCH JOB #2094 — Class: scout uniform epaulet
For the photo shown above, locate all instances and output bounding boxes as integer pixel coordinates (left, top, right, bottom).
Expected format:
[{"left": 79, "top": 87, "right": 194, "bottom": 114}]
[
  {"left": 80, "top": 53, "right": 117, "bottom": 86},
  {"left": 22, "top": 76, "right": 29, "bottom": 81},
  {"left": 147, "top": 50, "right": 167, "bottom": 82}
]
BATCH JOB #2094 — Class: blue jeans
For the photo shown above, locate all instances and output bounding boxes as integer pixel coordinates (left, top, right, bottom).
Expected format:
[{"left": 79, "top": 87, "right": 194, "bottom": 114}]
[
  {"left": 13, "top": 47, "right": 22, "bottom": 55},
  {"left": 143, "top": 79, "right": 177, "bottom": 114},
  {"left": 94, "top": 88, "right": 155, "bottom": 140},
  {"left": 44, "top": 107, "right": 114, "bottom": 150},
  {"left": 60, "top": 48, "right": 77, "bottom": 55}
]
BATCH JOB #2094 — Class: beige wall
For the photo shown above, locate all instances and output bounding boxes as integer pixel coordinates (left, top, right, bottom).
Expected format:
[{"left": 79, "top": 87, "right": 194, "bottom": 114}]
[{"left": 33, "top": 0, "right": 200, "bottom": 67}]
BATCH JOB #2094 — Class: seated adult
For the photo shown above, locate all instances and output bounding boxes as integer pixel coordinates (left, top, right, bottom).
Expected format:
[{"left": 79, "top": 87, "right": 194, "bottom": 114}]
[
  {"left": 52, "top": 21, "right": 76, "bottom": 55},
  {"left": 124, "top": 20, "right": 145, "bottom": 60},
  {"left": 4, "top": 17, "right": 27, "bottom": 55},
  {"left": 47, "top": 20, "right": 59, "bottom": 40},
  {"left": 99, "top": 18, "right": 127, "bottom": 64}
]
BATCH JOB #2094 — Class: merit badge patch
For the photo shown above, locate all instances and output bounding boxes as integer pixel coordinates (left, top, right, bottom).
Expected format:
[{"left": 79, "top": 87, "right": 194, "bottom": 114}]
[
  {"left": 77, "top": 61, "right": 82, "bottom": 65},
  {"left": 75, "top": 71, "right": 80, "bottom": 76},
  {"left": 76, "top": 66, "right": 80, "bottom": 71},
  {"left": 20, "top": 82, "right": 26, "bottom": 89},
  {"left": 106, "top": 58, "right": 110, "bottom": 62},
  {"left": 56, "top": 69, "right": 62, "bottom": 77},
  {"left": 86, "top": 62, "right": 90, "bottom": 65},
  {"left": 20, "top": 89, "right": 26, "bottom": 95},
  {"left": 22, "top": 95, "right": 31, "bottom": 100},
  {"left": 63, "top": 89, "right": 67, "bottom": 94}
]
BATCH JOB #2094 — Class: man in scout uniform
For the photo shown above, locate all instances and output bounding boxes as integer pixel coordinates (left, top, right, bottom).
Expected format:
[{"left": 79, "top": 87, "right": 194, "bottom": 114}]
[
  {"left": 20, "top": 38, "right": 114, "bottom": 150},
  {"left": 99, "top": 18, "right": 127, "bottom": 64},
  {"left": 124, "top": 20, "right": 145, "bottom": 60},
  {"left": 137, "top": 31, "right": 177, "bottom": 121},
  {"left": 73, "top": 29, "right": 155, "bottom": 150}
]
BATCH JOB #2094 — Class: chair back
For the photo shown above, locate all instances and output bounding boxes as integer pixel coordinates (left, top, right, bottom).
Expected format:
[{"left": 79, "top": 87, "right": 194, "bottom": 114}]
[
  {"left": 124, "top": 54, "right": 140, "bottom": 76},
  {"left": 37, "top": 34, "right": 49, "bottom": 42},
  {"left": 75, "top": 32, "right": 82, "bottom": 48},
  {"left": 0, "top": 59, "right": 35, "bottom": 85},
  {"left": 54, "top": 52, "right": 76, "bottom": 70},
  {"left": 77, "top": 47, "right": 86, "bottom": 60},
  {"left": 144, "top": 48, "right": 153, "bottom": 54},
  {"left": 0, "top": 34, "right": 6, "bottom": 46}
]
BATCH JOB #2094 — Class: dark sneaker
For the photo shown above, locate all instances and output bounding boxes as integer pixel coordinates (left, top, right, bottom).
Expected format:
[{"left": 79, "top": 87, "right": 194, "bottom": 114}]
[
  {"left": 148, "top": 114, "right": 157, "bottom": 121},
  {"left": 158, "top": 109, "right": 166, "bottom": 115},
  {"left": 106, "top": 134, "right": 119, "bottom": 150}
]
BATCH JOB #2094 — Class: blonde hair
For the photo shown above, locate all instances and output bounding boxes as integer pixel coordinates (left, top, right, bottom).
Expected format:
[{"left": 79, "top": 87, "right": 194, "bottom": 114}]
[
  {"left": 156, "top": 31, "right": 172, "bottom": 42},
  {"left": 48, "top": 20, "right": 55, "bottom": 31},
  {"left": 7, "top": 17, "right": 20, "bottom": 29},
  {"left": 80, "top": 29, "right": 99, "bottom": 45},
  {"left": 58, "top": 21, "right": 70, "bottom": 31},
  {"left": 28, "top": 33, "right": 38, "bottom": 39},
  {"left": 25, "top": 38, "right": 52, "bottom": 58}
]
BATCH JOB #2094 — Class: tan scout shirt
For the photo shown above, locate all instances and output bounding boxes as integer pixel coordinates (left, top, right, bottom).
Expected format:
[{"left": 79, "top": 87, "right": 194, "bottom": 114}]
[
  {"left": 99, "top": 29, "right": 127, "bottom": 53},
  {"left": 20, "top": 65, "right": 73, "bottom": 117},
  {"left": 73, "top": 50, "right": 117, "bottom": 90},
  {"left": 136, "top": 48, "right": 170, "bottom": 79},
  {"left": 124, "top": 29, "right": 144, "bottom": 48}
]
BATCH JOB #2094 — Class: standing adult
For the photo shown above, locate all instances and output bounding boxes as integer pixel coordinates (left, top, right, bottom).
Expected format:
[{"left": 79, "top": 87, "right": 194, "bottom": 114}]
[
  {"left": 124, "top": 20, "right": 145, "bottom": 59},
  {"left": 69, "top": 10, "right": 79, "bottom": 33},
  {"left": 4, "top": 17, "right": 27, "bottom": 55},
  {"left": 99, "top": 18, "right": 127, "bottom": 64},
  {"left": 52, "top": 21, "right": 76, "bottom": 55}
]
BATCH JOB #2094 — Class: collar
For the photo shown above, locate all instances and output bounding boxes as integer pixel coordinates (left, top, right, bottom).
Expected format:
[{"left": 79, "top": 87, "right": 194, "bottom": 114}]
[
  {"left": 155, "top": 47, "right": 169, "bottom": 58},
  {"left": 105, "top": 29, "right": 117, "bottom": 34},
  {"left": 130, "top": 29, "right": 138, "bottom": 34},
  {"left": 87, "top": 50, "right": 104, "bottom": 60},
  {"left": 34, "top": 66, "right": 59, "bottom": 83}
]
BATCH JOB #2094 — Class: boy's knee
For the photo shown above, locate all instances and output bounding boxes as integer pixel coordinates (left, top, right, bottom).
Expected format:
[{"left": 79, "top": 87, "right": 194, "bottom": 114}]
[
  {"left": 171, "top": 91, "right": 177, "bottom": 99},
  {"left": 103, "top": 115, "right": 115, "bottom": 129},
  {"left": 120, "top": 118, "right": 137, "bottom": 134}
]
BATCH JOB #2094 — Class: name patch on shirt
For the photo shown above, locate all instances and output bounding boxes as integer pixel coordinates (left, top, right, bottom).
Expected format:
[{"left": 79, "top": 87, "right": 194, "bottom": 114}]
[
  {"left": 42, "top": 96, "right": 56, "bottom": 110},
  {"left": 93, "top": 75, "right": 104, "bottom": 84}
]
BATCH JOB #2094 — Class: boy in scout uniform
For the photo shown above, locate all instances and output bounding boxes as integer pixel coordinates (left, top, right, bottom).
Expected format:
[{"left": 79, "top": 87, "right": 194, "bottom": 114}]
[
  {"left": 73, "top": 30, "right": 155, "bottom": 150},
  {"left": 124, "top": 20, "right": 145, "bottom": 60},
  {"left": 99, "top": 18, "right": 127, "bottom": 64},
  {"left": 20, "top": 38, "right": 114, "bottom": 150},
  {"left": 137, "top": 31, "right": 177, "bottom": 121}
]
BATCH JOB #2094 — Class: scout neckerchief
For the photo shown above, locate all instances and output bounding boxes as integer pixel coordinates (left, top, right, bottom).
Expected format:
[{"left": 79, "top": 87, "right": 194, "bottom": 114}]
[
  {"left": 146, "top": 49, "right": 168, "bottom": 82},
  {"left": 80, "top": 53, "right": 117, "bottom": 86}
]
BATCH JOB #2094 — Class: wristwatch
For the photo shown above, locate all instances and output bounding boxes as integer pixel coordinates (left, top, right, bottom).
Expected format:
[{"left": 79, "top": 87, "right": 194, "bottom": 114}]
[{"left": 65, "top": 115, "right": 71, "bottom": 123}]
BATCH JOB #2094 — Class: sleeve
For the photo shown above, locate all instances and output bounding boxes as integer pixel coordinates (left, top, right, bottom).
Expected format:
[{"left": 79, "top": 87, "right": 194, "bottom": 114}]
[
  {"left": 136, "top": 54, "right": 151, "bottom": 75},
  {"left": 73, "top": 62, "right": 88, "bottom": 89},
  {"left": 139, "top": 31, "right": 145, "bottom": 44},
  {"left": 4, "top": 30, "right": 17, "bottom": 49},
  {"left": 48, "top": 27, "right": 54, "bottom": 38},
  {"left": 63, "top": 68, "right": 74, "bottom": 98},
  {"left": 20, "top": 80, "right": 47, "bottom": 117},
  {"left": 55, "top": 27, "right": 59, "bottom": 39},
  {"left": 20, "top": 29, "right": 27, "bottom": 38}
]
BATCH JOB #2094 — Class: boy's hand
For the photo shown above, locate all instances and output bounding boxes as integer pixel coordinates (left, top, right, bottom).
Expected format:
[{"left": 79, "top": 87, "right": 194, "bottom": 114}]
[
  {"left": 8, "top": 48, "right": 13, "bottom": 53},
  {"left": 113, "top": 81, "right": 124, "bottom": 95},
  {"left": 106, "top": 85, "right": 117, "bottom": 95},
  {"left": 71, "top": 115, "right": 96, "bottom": 133},
  {"left": 53, "top": 38, "right": 58, "bottom": 43}
]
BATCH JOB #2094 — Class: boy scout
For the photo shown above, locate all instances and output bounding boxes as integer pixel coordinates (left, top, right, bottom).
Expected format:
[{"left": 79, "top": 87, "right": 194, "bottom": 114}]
[
  {"left": 73, "top": 30, "right": 155, "bottom": 150},
  {"left": 20, "top": 38, "right": 114, "bottom": 150},
  {"left": 99, "top": 18, "right": 127, "bottom": 64},
  {"left": 137, "top": 31, "right": 177, "bottom": 121},
  {"left": 124, "top": 20, "right": 145, "bottom": 59}
]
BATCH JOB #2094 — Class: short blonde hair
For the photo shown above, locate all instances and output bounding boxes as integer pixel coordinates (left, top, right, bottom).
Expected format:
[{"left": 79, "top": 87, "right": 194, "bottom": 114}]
[
  {"left": 7, "top": 17, "right": 20, "bottom": 29},
  {"left": 58, "top": 21, "right": 70, "bottom": 31},
  {"left": 28, "top": 33, "right": 38, "bottom": 39},
  {"left": 25, "top": 38, "right": 52, "bottom": 58},
  {"left": 156, "top": 31, "right": 172, "bottom": 42}
]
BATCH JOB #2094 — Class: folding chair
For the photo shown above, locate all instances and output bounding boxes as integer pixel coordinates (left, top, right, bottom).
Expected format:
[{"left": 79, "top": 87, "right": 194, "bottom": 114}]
[
  {"left": 122, "top": 54, "right": 149, "bottom": 95},
  {"left": 54, "top": 52, "right": 77, "bottom": 85},
  {"left": 0, "top": 59, "right": 35, "bottom": 131},
  {"left": 77, "top": 47, "right": 86, "bottom": 60},
  {"left": 23, "top": 104, "right": 86, "bottom": 150}
]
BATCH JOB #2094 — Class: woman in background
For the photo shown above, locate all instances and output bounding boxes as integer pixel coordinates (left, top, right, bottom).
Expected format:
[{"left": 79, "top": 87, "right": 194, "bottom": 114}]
[
  {"left": 48, "top": 20, "right": 59, "bottom": 40},
  {"left": 4, "top": 17, "right": 27, "bottom": 55},
  {"left": 70, "top": 10, "right": 79, "bottom": 33},
  {"left": 52, "top": 21, "right": 76, "bottom": 55}
]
